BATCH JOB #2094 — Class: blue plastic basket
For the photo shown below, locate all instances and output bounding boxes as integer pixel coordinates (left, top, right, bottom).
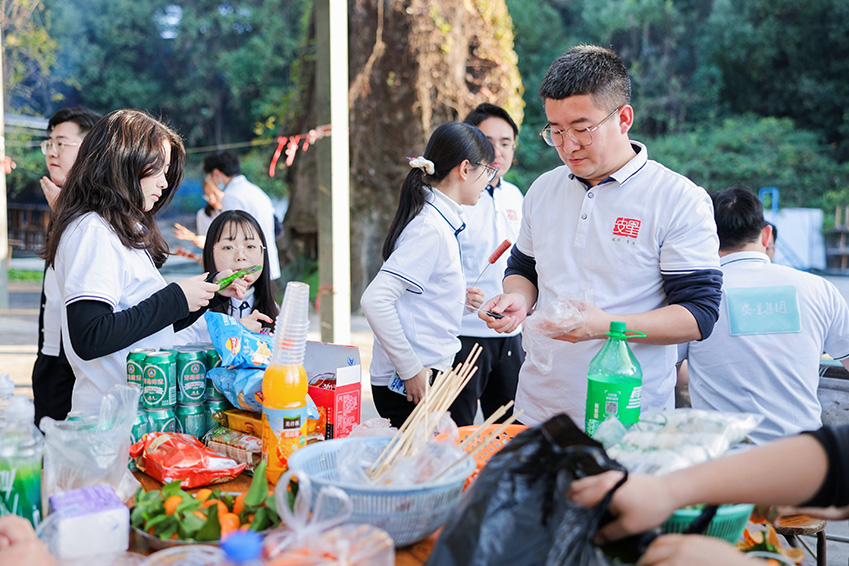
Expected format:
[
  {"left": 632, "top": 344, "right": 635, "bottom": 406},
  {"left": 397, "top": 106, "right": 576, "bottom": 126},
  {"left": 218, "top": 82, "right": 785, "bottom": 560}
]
[
  {"left": 661, "top": 504, "right": 754, "bottom": 543},
  {"left": 287, "top": 437, "right": 475, "bottom": 547}
]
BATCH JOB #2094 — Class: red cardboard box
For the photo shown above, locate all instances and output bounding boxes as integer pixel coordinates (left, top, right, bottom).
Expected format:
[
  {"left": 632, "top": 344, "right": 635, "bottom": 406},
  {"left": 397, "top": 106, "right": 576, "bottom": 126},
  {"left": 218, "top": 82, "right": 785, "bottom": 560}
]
[{"left": 304, "top": 341, "right": 361, "bottom": 440}]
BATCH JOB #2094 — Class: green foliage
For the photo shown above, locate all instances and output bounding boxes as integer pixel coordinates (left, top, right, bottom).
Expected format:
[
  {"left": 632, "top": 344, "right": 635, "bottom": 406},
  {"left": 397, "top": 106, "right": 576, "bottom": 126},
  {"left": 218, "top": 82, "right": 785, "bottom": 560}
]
[
  {"left": 648, "top": 115, "right": 849, "bottom": 208},
  {"left": 8, "top": 269, "right": 44, "bottom": 282}
]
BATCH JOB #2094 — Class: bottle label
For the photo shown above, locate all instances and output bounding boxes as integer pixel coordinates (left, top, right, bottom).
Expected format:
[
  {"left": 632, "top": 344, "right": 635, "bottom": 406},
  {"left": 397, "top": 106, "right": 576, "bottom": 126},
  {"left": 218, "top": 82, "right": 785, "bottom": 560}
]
[
  {"left": 262, "top": 407, "right": 307, "bottom": 473},
  {"left": 585, "top": 376, "right": 641, "bottom": 437},
  {"left": 0, "top": 461, "right": 43, "bottom": 528}
]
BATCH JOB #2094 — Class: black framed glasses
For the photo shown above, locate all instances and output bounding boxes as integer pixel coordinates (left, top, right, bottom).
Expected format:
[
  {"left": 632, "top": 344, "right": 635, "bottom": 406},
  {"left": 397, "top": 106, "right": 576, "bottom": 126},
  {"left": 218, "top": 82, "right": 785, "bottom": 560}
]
[{"left": 539, "top": 106, "right": 622, "bottom": 147}]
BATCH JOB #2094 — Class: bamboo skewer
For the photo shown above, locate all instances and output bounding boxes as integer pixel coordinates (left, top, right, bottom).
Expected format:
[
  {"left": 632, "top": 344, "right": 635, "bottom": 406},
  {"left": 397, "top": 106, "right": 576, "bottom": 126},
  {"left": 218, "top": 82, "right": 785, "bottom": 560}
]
[
  {"left": 458, "top": 400, "right": 514, "bottom": 450},
  {"left": 367, "top": 344, "right": 483, "bottom": 480}
]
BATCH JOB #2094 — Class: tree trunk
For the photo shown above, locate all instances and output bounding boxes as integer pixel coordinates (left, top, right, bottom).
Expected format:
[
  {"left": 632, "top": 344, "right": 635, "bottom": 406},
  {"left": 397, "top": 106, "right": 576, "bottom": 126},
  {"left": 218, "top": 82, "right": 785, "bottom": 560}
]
[{"left": 282, "top": 0, "right": 523, "bottom": 310}]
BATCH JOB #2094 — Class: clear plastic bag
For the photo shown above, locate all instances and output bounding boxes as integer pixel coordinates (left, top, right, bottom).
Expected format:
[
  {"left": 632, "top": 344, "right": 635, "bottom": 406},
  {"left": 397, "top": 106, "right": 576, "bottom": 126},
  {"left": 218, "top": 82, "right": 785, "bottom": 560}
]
[
  {"left": 41, "top": 385, "right": 141, "bottom": 503},
  {"left": 264, "top": 471, "right": 394, "bottom": 566},
  {"left": 604, "top": 409, "right": 764, "bottom": 475},
  {"left": 523, "top": 289, "right": 594, "bottom": 374}
]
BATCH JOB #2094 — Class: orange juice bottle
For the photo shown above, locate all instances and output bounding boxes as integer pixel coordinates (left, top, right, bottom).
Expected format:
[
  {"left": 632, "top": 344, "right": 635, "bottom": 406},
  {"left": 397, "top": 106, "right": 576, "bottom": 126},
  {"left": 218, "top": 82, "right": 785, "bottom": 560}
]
[
  {"left": 261, "top": 363, "right": 308, "bottom": 484},
  {"left": 262, "top": 281, "right": 310, "bottom": 484}
]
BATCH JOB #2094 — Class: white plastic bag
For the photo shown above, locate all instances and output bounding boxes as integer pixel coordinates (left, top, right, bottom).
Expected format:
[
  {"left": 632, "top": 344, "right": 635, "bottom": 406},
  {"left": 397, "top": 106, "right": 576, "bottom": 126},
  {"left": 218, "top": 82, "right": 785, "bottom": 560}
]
[
  {"left": 41, "top": 385, "right": 141, "bottom": 503},
  {"left": 523, "top": 289, "right": 594, "bottom": 374}
]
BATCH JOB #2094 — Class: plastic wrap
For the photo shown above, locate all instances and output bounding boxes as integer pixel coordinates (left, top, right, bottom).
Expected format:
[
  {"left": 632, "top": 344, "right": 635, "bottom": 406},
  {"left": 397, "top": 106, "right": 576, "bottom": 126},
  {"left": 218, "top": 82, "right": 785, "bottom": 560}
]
[
  {"left": 523, "top": 289, "right": 593, "bottom": 374},
  {"left": 41, "top": 385, "right": 141, "bottom": 503},
  {"left": 264, "top": 471, "right": 394, "bottom": 566},
  {"left": 604, "top": 409, "right": 764, "bottom": 475},
  {"left": 129, "top": 432, "right": 246, "bottom": 488}
]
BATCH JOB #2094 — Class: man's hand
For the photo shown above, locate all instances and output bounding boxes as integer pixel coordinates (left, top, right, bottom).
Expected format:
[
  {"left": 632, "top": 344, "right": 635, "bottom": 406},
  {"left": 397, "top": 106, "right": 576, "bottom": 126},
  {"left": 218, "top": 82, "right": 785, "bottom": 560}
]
[
  {"left": 638, "top": 534, "right": 752, "bottom": 566},
  {"left": 479, "top": 292, "right": 530, "bottom": 333},
  {"left": 549, "top": 304, "right": 612, "bottom": 343},
  {"left": 465, "top": 286, "right": 484, "bottom": 311}
]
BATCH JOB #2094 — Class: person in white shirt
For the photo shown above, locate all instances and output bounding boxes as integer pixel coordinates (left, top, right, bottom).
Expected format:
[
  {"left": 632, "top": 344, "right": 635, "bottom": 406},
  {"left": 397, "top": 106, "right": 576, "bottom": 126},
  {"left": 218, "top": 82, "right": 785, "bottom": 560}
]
[
  {"left": 682, "top": 187, "right": 849, "bottom": 444},
  {"left": 481, "top": 45, "right": 723, "bottom": 428},
  {"left": 361, "top": 122, "right": 495, "bottom": 428},
  {"left": 44, "top": 109, "right": 248, "bottom": 413},
  {"left": 203, "top": 150, "right": 281, "bottom": 281},
  {"left": 449, "top": 103, "right": 525, "bottom": 426},
  {"left": 32, "top": 106, "right": 101, "bottom": 425}
]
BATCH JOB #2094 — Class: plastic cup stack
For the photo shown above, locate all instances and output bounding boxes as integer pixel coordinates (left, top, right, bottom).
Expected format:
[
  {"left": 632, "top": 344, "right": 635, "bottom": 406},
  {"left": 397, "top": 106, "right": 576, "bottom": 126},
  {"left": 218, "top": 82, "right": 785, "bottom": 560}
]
[{"left": 270, "top": 281, "right": 310, "bottom": 366}]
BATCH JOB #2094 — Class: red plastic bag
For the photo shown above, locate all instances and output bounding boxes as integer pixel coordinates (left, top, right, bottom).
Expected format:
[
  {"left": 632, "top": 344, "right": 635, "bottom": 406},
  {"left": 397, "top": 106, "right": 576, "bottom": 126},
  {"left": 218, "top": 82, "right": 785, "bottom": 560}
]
[{"left": 130, "top": 432, "right": 246, "bottom": 488}]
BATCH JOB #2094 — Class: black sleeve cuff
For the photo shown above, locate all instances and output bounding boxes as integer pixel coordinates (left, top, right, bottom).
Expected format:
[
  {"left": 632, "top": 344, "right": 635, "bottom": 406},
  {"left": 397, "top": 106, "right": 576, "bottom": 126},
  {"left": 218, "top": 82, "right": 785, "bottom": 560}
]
[
  {"left": 173, "top": 293, "right": 228, "bottom": 331},
  {"left": 66, "top": 283, "right": 189, "bottom": 360},
  {"left": 662, "top": 269, "right": 723, "bottom": 340},
  {"left": 504, "top": 246, "right": 538, "bottom": 289},
  {"left": 802, "top": 426, "right": 849, "bottom": 508}
]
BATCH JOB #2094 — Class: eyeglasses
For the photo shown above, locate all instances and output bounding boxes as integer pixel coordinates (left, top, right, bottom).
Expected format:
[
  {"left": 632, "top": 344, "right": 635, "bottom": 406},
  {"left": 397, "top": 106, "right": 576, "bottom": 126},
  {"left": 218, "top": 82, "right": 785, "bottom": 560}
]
[
  {"left": 40, "top": 140, "right": 81, "bottom": 156},
  {"left": 478, "top": 163, "right": 499, "bottom": 183},
  {"left": 539, "top": 106, "right": 622, "bottom": 148},
  {"left": 213, "top": 243, "right": 265, "bottom": 258}
]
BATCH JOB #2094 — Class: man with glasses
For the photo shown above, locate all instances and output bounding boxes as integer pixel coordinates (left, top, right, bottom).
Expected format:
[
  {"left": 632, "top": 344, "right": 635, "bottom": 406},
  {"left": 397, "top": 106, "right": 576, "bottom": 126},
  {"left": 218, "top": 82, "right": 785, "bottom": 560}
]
[
  {"left": 448, "top": 103, "right": 525, "bottom": 426},
  {"left": 203, "top": 150, "right": 281, "bottom": 281},
  {"left": 480, "top": 45, "right": 723, "bottom": 430},
  {"left": 33, "top": 107, "right": 102, "bottom": 424}
]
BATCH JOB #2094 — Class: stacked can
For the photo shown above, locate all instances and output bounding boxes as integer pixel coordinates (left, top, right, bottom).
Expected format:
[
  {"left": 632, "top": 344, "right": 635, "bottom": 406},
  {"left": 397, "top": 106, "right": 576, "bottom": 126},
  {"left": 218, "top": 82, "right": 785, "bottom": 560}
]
[
  {"left": 142, "top": 351, "right": 177, "bottom": 433},
  {"left": 198, "top": 343, "right": 233, "bottom": 434},
  {"left": 175, "top": 346, "right": 208, "bottom": 438}
]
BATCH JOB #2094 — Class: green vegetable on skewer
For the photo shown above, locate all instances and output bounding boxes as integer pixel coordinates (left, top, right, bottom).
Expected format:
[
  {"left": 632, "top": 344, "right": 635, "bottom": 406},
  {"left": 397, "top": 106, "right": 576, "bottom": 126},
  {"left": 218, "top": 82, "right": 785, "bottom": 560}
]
[{"left": 217, "top": 265, "right": 262, "bottom": 291}]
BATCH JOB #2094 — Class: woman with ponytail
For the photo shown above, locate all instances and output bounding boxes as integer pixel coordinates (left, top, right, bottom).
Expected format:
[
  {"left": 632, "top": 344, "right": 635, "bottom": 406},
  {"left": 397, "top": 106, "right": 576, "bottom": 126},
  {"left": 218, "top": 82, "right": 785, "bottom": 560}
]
[{"left": 361, "top": 121, "right": 497, "bottom": 427}]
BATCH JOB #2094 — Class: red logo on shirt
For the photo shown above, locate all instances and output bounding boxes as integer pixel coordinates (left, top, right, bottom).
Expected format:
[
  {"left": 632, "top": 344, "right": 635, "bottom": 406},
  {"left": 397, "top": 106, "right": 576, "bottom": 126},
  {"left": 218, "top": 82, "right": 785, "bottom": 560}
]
[
  {"left": 613, "top": 217, "right": 641, "bottom": 238},
  {"left": 507, "top": 209, "right": 518, "bottom": 221}
]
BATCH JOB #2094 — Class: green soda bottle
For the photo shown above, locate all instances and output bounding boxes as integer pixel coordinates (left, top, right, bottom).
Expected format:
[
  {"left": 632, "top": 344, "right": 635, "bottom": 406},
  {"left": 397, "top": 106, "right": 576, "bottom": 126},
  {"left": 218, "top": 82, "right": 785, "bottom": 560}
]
[
  {"left": 0, "top": 396, "right": 44, "bottom": 527},
  {"left": 585, "top": 321, "right": 645, "bottom": 437}
]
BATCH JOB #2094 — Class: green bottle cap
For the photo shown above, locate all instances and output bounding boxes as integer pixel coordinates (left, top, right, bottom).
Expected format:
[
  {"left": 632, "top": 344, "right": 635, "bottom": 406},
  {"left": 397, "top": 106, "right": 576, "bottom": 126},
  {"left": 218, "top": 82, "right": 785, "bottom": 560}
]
[{"left": 609, "top": 321, "right": 627, "bottom": 334}]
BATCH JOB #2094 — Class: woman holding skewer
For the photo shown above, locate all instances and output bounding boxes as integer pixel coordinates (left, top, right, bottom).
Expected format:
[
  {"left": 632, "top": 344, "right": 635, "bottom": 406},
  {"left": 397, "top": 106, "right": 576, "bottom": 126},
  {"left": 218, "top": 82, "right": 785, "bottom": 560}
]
[{"left": 361, "top": 122, "right": 496, "bottom": 428}]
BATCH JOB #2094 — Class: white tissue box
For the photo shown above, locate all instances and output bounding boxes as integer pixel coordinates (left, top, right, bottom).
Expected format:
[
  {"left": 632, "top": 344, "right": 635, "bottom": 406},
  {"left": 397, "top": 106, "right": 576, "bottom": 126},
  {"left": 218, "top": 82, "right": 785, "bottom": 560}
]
[{"left": 48, "top": 484, "right": 129, "bottom": 559}]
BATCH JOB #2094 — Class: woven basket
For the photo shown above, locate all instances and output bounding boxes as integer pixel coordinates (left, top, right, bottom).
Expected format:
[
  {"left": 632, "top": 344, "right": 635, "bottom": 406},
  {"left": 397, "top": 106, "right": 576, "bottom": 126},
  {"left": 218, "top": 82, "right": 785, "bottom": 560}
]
[{"left": 662, "top": 504, "right": 754, "bottom": 543}]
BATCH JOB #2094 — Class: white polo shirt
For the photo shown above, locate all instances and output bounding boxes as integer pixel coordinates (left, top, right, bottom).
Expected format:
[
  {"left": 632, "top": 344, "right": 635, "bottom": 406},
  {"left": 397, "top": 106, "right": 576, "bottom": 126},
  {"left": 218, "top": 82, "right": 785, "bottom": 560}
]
[
  {"left": 221, "top": 175, "right": 281, "bottom": 280},
  {"left": 175, "top": 289, "right": 256, "bottom": 345},
  {"left": 683, "top": 251, "right": 849, "bottom": 444},
  {"left": 515, "top": 142, "right": 720, "bottom": 427},
  {"left": 366, "top": 189, "right": 466, "bottom": 386},
  {"left": 55, "top": 212, "right": 176, "bottom": 413},
  {"left": 458, "top": 180, "right": 524, "bottom": 338}
]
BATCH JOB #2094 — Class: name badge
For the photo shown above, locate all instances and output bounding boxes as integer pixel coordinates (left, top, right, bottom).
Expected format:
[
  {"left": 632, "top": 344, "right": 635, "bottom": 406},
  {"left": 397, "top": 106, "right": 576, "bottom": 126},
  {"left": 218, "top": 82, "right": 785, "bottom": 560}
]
[{"left": 726, "top": 286, "right": 801, "bottom": 336}]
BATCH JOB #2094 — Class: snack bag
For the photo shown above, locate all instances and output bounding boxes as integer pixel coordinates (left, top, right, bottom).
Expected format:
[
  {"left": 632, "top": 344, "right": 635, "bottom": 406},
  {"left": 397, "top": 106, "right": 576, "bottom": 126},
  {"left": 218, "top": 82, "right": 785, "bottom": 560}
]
[
  {"left": 206, "top": 311, "right": 274, "bottom": 369},
  {"left": 207, "top": 367, "right": 320, "bottom": 422},
  {"left": 129, "top": 432, "right": 246, "bottom": 488}
]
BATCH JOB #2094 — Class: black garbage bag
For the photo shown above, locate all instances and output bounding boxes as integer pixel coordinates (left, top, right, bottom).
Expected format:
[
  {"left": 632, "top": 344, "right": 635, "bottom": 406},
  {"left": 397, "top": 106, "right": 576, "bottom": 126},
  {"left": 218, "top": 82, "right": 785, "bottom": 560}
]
[{"left": 426, "top": 414, "right": 652, "bottom": 566}]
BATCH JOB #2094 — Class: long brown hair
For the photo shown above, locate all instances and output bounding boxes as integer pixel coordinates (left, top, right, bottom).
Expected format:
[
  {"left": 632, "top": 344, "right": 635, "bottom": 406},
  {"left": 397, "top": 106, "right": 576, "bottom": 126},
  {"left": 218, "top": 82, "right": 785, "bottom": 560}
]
[{"left": 44, "top": 109, "right": 186, "bottom": 268}]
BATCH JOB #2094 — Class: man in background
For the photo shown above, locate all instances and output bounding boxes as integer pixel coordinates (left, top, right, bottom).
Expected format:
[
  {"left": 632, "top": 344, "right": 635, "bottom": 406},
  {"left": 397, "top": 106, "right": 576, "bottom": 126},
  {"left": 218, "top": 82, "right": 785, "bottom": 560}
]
[
  {"left": 683, "top": 187, "right": 849, "bottom": 444},
  {"left": 32, "top": 107, "right": 102, "bottom": 424}
]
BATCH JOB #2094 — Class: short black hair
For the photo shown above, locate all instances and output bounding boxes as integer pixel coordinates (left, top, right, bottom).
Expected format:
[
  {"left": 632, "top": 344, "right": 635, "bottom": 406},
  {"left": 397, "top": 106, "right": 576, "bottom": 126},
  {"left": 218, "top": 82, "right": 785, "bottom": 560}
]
[
  {"left": 711, "top": 187, "right": 765, "bottom": 251},
  {"left": 765, "top": 221, "right": 778, "bottom": 243},
  {"left": 203, "top": 150, "right": 241, "bottom": 176},
  {"left": 463, "top": 103, "right": 519, "bottom": 138},
  {"left": 539, "top": 44, "right": 631, "bottom": 111},
  {"left": 47, "top": 107, "right": 101, "bottom": 135}
]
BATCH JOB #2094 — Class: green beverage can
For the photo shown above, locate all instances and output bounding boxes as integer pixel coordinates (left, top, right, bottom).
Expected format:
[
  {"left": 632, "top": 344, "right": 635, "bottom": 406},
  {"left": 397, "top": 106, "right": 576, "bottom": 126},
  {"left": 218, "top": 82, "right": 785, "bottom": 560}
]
[
  {"left": 127, "top": 348, "right": 155, "bottom": 399},
  {"left": 176, "top": 403, "right": 208, "bottom": 439},
  {"left": 130, "top": 411, "right": 150, "bottom": 444},
  {"left": 142, "top": 351, "right": 176, "bottom": 409},
  {"left": 176, "top": 348, "right": 207, "bottom": 403},
  {"left": 146, "top": 407, "right": 177, "bottom": 433},
  {"left": 204, "top": 399, "right": 232, "bottom": 433},
  {"left": 204, "top": 347, "right": 226, "bottom": 400}
]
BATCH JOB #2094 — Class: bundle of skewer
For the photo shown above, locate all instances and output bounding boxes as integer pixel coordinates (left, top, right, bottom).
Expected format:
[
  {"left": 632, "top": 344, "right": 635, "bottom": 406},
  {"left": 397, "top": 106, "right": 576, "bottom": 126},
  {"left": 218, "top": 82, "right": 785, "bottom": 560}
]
[{"left": 367, "top": 343, "right": 524, "bottom": 483}]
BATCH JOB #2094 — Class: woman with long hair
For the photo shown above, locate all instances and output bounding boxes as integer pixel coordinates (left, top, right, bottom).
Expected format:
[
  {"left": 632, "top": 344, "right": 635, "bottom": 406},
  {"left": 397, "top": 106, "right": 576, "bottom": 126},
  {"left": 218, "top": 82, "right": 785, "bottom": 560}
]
[{"left": 45, "top": 109, "right": 248, "bottom": 412}]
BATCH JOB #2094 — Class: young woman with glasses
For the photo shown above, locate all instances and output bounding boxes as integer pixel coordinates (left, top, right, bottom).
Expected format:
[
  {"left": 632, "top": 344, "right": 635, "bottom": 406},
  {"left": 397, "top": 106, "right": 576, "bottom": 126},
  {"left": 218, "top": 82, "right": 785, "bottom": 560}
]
[
  {"left": 176, "top": 210, "right": 279, "bottom": 344},
  {"left": 44, "top": 109, "right": 250, "bottom": 413},
  {"left": 360, "top": 121, "right": 496, "bottom": 428}
]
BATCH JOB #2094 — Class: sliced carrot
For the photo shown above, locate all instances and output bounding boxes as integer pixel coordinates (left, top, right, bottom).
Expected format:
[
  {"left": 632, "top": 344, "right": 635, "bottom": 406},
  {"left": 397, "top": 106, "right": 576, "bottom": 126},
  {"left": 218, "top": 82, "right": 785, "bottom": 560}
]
[
  {"left": 164, "top": 494, "right": 182, "bottom": 515},
  {"left": 194, "top": 488, "right": 213, "bottom": 504}
]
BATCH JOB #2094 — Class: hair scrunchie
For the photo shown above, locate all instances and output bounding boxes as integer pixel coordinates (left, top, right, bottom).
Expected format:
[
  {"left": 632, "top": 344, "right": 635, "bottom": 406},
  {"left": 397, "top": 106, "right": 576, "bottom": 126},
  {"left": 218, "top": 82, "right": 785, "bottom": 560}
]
[{"left": 408, "top": 156, "right": 435, "bottom": 175}]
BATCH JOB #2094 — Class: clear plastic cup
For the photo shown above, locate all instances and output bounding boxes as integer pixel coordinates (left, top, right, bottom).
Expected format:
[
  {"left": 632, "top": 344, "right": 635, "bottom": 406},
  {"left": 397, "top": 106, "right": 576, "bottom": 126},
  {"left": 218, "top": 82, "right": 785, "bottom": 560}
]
[{"left": 271, "top": 282, "right": 310, "bottom": 365}]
